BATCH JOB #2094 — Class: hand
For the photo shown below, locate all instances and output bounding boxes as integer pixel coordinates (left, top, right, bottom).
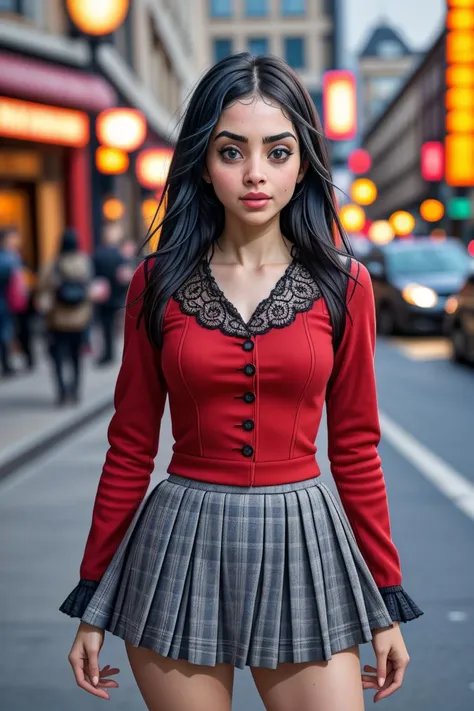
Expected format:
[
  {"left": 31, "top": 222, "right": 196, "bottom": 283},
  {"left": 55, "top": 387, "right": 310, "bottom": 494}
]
[
  {"left": 362, "top": 621, "right": 410, "bottom": 703},
  {"left": 67, "top": 621, "right": 120, "bottom": 700}
]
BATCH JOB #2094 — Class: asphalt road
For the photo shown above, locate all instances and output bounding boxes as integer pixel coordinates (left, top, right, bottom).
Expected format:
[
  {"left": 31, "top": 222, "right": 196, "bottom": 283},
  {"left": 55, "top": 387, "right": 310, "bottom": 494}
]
[{"left": 0, "top": 336, "right": 473, "bottom": 711}]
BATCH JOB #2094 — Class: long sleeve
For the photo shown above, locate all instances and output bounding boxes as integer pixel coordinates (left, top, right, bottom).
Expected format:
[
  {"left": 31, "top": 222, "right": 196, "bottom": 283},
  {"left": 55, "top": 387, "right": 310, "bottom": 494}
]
[
  {"left": 60, "top": 262, "right": 167, "bottom": 618},
  {"left": 326, "top": 260, "right": 422, "bottom": 622}
]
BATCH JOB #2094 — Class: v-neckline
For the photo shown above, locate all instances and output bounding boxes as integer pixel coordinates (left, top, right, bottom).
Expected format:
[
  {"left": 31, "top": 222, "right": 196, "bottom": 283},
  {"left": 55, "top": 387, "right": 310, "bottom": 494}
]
[{"left": 202, "top": 257, "right": 296, "bottom": 331}]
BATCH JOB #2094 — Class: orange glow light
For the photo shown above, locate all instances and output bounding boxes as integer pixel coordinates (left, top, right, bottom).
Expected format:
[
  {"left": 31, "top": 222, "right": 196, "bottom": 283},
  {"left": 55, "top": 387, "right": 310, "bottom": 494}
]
[
  {"left": 446, "top": 86, "right": 474, "bottom": 110},
  {"left": 350, "top": 178, "right": 377, "bottom": 206},
  {"left": 95, "top": 146, "right": 129, "bottom": 174},
  {"left": 420, "top": 199, "right": 445, "bottom": 222},
  {"left": 446, "top": 134, "right": 474, "bottom": 186},
  {"left": 339, "top": 203, "right": 365, "bottom": 232},
  {"left": 447, "top": 8, "right": 474, "bottom": 29},
  {"left": 447, "top": 110, "right": 474, "bottom": 132},
  {"left": 448, "top": 0, "right": 474, "bottom": 7},
  {"left": 96, "top": 108, "right": 146, "bottom": 152},
  {"left": 446, "top": 64, "right": 474, "bottom": 86},
  {"left": 0, "top": 96, "right": 89, "bottom": 147},
  {"left": 323, "top": 70, "right": 357, "bottom": 141},
  {"left": 66, "top": 0, "right": 129, "bottom": 36},
  {"left": 136, "top": 148, "right": 173, "bottom": 190},
  {"left": 447, "top": 30, "right": 474, "bottom": 63},
  {"left": 102, "top": 198, "right": 125, "bottom": 221}
]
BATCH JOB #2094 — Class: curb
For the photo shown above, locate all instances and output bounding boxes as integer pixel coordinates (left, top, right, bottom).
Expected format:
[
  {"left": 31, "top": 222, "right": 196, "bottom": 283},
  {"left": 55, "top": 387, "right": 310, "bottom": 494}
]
[{"left": 0, "top": 392, "right": 113, "bottom": 483}]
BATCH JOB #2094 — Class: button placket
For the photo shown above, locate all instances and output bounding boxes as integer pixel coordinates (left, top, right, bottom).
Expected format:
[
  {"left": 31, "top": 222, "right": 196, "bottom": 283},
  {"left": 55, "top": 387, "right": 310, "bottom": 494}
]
[{"left": 233, "top": 336, "right": 256, "bottom": 458}]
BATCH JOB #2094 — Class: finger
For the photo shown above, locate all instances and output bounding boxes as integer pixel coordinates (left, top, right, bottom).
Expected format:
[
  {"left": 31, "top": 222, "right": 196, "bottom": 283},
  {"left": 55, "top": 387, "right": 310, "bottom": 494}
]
[
  {"left": 100, "top": 667, "right": 120, "bottom": 678},
  {"left": 374, "top": 666, "right": 405, "bottom": 702},
  {"left": 85, "top": 649, "right": 101, "bottom": 688},
  {"left": 375, "top": 649, "right": 389, "bottom": 688},
  {"left": 363, "top": 664, "right": 377, "bottom": 672},
  {"left": 69, "top": 657, "right": 110, "bottom": 700}
]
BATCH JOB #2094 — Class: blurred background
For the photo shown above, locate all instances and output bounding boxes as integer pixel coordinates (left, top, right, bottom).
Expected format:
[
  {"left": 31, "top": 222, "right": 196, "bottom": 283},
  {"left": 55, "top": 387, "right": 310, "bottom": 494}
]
[{"left": 1, "top": 1, "right": 474, "bottom": 710}]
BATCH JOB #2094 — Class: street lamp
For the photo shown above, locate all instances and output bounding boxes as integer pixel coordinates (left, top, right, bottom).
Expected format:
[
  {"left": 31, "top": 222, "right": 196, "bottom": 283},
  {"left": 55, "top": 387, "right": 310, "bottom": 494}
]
[{"left": 66, "top": 0, "right": 130, "bottom": 36}]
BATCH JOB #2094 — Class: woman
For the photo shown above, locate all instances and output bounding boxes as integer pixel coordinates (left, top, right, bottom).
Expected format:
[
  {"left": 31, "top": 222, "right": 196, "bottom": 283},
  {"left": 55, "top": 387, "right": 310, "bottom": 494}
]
[
  {"left": 37, "top": 228, "right": 92, "bottom": 405},
  {"left": 60, "top": 53, "right": 423, "bottom": 710}
]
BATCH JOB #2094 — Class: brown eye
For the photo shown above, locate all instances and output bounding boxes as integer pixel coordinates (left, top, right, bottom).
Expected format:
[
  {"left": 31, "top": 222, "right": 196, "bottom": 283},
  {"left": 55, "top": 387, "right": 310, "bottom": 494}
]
[
  {"left": 219, "top": 147, "right": 241, "bottom": 161},
  {"left": 270, "top": 148, "right": 292, "bottom": 161}
]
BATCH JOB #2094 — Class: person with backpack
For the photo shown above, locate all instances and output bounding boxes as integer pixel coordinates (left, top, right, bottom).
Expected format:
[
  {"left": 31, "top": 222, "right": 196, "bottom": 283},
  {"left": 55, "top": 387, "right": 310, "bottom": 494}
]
[{"left": 36, "top": 228, "right": 92, "bottom": 406}]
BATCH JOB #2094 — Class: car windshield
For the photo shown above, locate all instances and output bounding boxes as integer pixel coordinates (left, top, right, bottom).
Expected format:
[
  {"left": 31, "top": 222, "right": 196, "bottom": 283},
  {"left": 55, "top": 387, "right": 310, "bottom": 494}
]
[{"left": 386, "top": 243, "right": 469, "bottom": 275}]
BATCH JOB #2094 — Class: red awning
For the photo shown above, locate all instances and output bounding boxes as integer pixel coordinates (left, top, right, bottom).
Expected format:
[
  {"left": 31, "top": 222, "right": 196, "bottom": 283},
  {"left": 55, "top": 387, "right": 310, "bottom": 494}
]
[{"left": 0, "top": 51, "right": 117, "bottom": 112}]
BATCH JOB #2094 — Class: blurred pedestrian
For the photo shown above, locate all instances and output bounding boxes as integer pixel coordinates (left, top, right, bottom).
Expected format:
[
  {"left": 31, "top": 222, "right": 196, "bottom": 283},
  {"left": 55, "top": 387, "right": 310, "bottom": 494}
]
[
  {"left": 36, "top": 228, "right": 92, "bottom": 406},
  {"left": 93, "top": 220, "right": 129, "bottom": 366},
  {"left": 0, "top": 227, "right": 21, "bottom": 377},
  {"left": 2, "top": 225, "right": 36, "bottom": 371},
  {"left": 61, "top": 53, "right": 422, "bottom": 709}
]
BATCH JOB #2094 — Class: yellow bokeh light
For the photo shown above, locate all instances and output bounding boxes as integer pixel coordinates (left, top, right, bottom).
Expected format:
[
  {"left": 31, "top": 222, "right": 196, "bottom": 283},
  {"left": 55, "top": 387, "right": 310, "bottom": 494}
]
[
  {"left": 389, "top": 211, "right": 415, "bottom": 236},
  {"left": 447, "top": 8, "right": 474, "bottom": 29},
  {"left": 368, "top": 220, "right": 395, "bottom": 244},
  {"left": 339, "top": 203, "right": 365, "bottom": 232},
  {"left": 420, "top": 199, "right": 445, "bottom": 222},
  {"left": 350, "top": 178, "right": 377, "bottom": 206}
]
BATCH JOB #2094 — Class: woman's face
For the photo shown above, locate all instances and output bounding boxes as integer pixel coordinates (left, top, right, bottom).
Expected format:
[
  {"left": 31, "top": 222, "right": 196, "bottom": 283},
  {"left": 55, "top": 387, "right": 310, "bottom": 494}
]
[{"left": 204, "top": 95, "right": 306, "bottom": 226}]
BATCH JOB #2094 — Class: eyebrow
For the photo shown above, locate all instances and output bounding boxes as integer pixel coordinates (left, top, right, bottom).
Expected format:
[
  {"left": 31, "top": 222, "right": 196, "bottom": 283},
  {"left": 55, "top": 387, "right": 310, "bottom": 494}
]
[{"left": 213, "top": 130, "right": 297, "bottom": 144}]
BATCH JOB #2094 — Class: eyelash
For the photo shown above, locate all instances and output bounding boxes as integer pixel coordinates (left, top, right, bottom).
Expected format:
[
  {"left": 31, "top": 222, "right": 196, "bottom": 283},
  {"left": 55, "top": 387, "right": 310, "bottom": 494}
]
[{"left": 217, "top": 146, "right": 294, "bottom": 163}]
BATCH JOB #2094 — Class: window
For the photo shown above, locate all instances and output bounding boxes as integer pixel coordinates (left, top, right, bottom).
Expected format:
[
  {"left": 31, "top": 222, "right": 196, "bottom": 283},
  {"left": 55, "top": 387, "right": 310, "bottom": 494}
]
[
  {"left": 210, "top": 0, "right": 232, "bottom": 17},
  {"left": 214, "top": 38, "right": 233, "bottom": 62},
  {"left": 0, "top": 0, "right": 36, "bottom": 18},
  {"left": 309, "top": 90, "right": 323, "bottom": 119},
  {"left": 377, "top": 40, "right": 404, "bottom": 58},
  {"left": 248, "top": 37, "right": 269, "bottom": 56},
  {"left": 245, "top": 0, "right": 268, "bottom": 16},
  {"left": 284, "top": 37, "right": 305, "bottom": 69},
  {"left": 281, "top": 0, "right": 305, "bottom": 16}
]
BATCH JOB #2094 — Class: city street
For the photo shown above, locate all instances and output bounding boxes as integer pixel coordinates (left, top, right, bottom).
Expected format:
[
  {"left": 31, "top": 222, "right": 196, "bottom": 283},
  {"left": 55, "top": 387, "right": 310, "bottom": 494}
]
[{"left": 0, "top": 335, "right": 473, "bottom": 711}]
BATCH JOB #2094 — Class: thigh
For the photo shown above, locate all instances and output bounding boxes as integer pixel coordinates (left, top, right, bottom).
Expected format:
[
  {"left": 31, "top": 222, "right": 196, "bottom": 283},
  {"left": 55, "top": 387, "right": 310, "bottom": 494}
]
[
  {"left": 125, "top": 643, "right": 234, "bottom": 711},
  {"left": 251, "top": 646, "right": 364, "bottom": 711}
]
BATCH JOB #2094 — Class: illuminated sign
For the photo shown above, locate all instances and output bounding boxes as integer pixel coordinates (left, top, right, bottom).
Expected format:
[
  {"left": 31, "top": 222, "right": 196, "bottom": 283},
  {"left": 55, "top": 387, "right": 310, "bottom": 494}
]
[
  {"left": 323, "top": 70, "right": 357, "bottom": 141},
  {"left": 0, "top": 97, "right": 89, "bottom": 147},
  {"left": 445, "top": 1, "right": 474, "bottom": 186}
]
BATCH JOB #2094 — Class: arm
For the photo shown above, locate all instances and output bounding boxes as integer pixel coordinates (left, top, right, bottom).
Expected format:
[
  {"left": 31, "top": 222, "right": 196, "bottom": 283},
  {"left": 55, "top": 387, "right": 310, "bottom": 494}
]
[
  {"left": 60, "top": 262, "right": 168, "bottom": 617},
  {"left": 326, "top": 260, "right": 422, "bottom": 622}
]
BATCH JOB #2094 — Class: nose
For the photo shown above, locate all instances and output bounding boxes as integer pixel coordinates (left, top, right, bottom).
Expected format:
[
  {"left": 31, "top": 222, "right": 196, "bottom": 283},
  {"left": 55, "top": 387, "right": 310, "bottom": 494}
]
[{"left": 244, "top": 157, "right": 267, "bottom": 186}]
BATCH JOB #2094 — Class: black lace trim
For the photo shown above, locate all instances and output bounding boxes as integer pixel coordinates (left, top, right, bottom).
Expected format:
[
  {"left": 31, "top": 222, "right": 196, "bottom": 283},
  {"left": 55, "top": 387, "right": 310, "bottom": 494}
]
[
  {"left": 173, "top": 258, "right": 321, "bottom": 338},
  {"left": 59, "top": 579, "right": 100, "bottom": 619},
  {"left": 379, "top": 585, "right": 424, "bottom": 623}
]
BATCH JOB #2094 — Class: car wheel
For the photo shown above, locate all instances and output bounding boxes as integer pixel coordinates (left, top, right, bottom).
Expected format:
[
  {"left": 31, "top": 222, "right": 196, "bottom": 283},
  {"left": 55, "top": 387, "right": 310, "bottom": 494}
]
[
  {"left": 451, "top": 324, "right": 468, "bottom": 364},
  {"left": 377, "top": 304, "right": 397, "bottom": 336}
]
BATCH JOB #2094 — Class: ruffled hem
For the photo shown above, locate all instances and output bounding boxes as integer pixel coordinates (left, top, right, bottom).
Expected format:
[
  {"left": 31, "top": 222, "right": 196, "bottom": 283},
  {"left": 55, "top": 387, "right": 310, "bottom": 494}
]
[
  {"left": 379, "top": 585, "right": 424, "bottom": 623},
  {"left": 59, "top": 579, "right": 100, "bottom": 619}
]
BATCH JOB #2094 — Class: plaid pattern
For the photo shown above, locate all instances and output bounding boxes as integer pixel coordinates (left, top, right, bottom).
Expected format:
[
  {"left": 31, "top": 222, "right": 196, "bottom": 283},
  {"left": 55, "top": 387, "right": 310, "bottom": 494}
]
[{"left": 81, "top": 475, "right": 393, "bottom": 670}]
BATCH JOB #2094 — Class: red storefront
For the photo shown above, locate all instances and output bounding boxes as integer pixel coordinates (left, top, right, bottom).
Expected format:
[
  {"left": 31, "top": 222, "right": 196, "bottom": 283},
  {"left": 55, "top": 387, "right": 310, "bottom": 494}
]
[{"left": 0, "top": 50, "right": 117, "bottom": 270}]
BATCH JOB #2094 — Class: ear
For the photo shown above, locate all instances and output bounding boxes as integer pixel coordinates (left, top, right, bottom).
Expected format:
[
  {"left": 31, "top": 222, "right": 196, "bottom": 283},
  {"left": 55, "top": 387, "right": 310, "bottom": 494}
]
[
  {"left": 202, "top": 164, "right": 212, "bottom": 184},
  {"left": 296, "top": 158, "right": 309, "bottom": 184}
]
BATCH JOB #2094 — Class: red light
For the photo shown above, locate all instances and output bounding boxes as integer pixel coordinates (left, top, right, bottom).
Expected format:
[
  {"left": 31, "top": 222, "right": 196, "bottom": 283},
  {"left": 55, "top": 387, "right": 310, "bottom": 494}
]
[
  {"left": 323, "top": 70, "right": 357, "bottom": 141},
  {"left": 348, "top": 149, "right": 372, "bottom": 174},
  {"left": 421, "top": 142, "right": 444, "bottom": 181},
  {"left": 468, "top": 239, "right": 474, "bottom": 256}
]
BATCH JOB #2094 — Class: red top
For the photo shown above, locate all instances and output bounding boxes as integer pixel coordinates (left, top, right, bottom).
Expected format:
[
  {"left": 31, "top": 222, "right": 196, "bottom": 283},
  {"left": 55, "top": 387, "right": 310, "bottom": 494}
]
[{"left": 79, "top": 257, "right": 402, "bottom": 590}]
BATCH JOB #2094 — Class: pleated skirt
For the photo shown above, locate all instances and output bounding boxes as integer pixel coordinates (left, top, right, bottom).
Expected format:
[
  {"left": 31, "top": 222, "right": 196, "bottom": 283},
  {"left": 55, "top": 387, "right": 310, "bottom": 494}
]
[{"left": 81, "top": 474, "right": 394, "bottom": 670}]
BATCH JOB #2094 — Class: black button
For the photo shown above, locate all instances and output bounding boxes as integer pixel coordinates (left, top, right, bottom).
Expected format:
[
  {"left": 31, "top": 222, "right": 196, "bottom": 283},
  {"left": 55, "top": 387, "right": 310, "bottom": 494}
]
[
  {"left": 242, "top": 340, "right": 254, "bottom": 352},
  {"left": 241, "top": 444, "right": 254, "bottom": 457},
  {"left": 243, "top": 419, "right": 254, "bottom": 431},
  {"left": 243, "top": 364, "right": 256, "bottom": 377},
  {"left": 243, "top": 392, "right": 255, "bottom": 403}
]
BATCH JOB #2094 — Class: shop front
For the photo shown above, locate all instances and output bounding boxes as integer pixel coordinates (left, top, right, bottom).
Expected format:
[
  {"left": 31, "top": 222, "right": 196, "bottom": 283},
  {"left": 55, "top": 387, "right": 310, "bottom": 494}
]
[{"left": 0, "top": 50, "right": 117, "bottom": 273}]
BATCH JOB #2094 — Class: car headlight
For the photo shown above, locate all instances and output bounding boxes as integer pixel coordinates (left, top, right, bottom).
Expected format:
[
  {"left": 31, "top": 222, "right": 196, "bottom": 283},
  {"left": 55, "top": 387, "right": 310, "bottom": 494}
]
[{"left": 401, "top": 284, "right": 438, "bottom": 308}]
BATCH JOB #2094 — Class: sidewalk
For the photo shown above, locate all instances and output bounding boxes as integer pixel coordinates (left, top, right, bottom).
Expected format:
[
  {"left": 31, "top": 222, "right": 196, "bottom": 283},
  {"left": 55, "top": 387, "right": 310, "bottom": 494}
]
[{"left": 0, "top": 345, "right": 120, "bottom": 481}]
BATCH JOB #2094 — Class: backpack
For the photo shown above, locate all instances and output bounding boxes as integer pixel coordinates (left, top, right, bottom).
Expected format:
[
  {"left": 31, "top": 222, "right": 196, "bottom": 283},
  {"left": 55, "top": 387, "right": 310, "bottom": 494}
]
[{"left": 55, "top": 264, "right": 88, "bottom": 307}]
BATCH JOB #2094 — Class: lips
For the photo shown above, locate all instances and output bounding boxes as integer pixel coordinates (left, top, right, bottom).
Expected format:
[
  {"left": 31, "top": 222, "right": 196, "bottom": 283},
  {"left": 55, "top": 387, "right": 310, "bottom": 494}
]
[{"left": 240, "top": 193, "right": 271, "bottom": 200}]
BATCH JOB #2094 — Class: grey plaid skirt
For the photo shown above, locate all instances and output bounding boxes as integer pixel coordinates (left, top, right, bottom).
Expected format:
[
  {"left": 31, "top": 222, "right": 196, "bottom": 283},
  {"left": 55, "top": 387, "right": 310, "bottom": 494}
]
[{"left": 81, "top": 474, "right": 394, "bottom": 669}]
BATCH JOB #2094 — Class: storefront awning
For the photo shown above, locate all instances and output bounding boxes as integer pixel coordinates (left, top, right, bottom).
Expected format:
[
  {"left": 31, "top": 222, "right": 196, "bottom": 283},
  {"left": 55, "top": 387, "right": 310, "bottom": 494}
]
[{"left": 0, "top": 51, "right": 117, "bottom": 113}]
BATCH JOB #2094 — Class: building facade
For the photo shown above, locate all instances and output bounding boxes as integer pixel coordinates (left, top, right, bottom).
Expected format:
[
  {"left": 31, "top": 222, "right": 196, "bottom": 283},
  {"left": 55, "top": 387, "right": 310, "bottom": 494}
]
[
  {"left": 357, "top": 23, "right": 420, "bottom": 134},
  {"left": 361, "top": 30, "right": 447, "bottom": 231},
  {"left": 0, "top": 0, "right": 197, "bottom": 272},
  {"left": 192, "top": 0, "right": 337, "bottom": 114}
]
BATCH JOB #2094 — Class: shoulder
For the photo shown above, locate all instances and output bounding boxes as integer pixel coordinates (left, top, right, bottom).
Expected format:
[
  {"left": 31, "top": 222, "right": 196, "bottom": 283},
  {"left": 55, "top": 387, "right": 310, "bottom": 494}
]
[{"left": 344, "top": 258, "right": 374, "bottom": 320}]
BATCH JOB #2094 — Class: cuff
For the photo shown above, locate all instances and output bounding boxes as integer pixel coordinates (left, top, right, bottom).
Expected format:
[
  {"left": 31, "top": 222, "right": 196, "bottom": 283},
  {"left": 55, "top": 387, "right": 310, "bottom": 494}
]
[
  {"left": 379, "top": 585, "right": 424, "bottom": 623},
  {"left": 59, "top": 579, "right": 100, "bottom": 619}
]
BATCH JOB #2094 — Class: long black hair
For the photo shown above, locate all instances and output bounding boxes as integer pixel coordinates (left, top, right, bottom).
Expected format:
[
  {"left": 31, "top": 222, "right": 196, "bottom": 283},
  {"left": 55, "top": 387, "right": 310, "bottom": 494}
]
[{"left": 141, "top": 52, "right": 356, "bottom": 350}]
